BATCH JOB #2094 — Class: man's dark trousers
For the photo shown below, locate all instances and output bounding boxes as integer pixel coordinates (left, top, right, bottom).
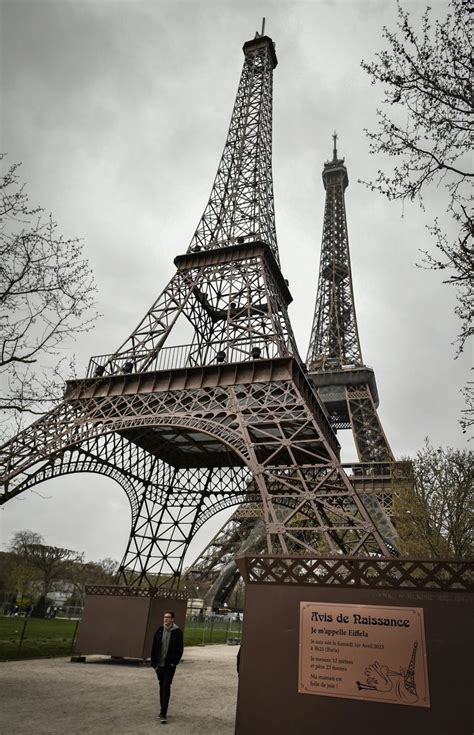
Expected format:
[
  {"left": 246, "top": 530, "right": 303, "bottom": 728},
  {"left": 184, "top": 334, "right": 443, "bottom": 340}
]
[{"left": 156, "top": 665, "right": 176, "bottom": 716}]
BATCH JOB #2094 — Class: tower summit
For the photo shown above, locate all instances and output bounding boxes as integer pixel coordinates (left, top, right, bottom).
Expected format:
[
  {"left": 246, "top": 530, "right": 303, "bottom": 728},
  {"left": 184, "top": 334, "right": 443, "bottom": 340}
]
[{"left": 188, "top": 30, "right": 279, "bottom": 260}]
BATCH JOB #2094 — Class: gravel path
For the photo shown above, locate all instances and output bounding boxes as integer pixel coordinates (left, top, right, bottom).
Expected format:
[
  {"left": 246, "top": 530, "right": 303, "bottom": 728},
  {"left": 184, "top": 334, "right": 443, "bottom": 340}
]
[{"left": 0, "top": 644, "right": 239, "bottom": 734}]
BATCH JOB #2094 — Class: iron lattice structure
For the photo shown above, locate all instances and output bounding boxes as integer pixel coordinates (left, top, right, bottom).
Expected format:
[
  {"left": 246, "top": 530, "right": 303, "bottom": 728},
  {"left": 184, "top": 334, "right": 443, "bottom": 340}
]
[
  {"left": 185, "top": 138, "right": 398, "bottom": 608},
  {"left": 0, "top": 32, "right": 391, "bottom": 589},
  {"left": 186, "top": 503, "right": 265, "bottom": 609},
  {"left": 307, "top": 135, "right": 394, "bottom": 463}
]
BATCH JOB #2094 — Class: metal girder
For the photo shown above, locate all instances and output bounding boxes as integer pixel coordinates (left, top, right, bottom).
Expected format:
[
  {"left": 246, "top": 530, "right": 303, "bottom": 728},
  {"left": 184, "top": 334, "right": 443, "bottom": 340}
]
[
  {"left": 0, "top": 431, "right": 146, "bottom": 520},
  {"left": 346, "top": 384, "right": 394, "bottom": 462}
]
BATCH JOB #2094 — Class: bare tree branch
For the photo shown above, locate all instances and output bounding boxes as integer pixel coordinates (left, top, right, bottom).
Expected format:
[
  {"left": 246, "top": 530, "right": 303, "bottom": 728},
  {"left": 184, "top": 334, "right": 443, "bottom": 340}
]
[
  {"left": 0, "top": 155, "right": 99, "bottom": 437},
  {"left": 393, "top": 441, "right": 473, "bottom": 559},
  {"left": 360, "top": 0, "right": 473, "bottom": 428}
]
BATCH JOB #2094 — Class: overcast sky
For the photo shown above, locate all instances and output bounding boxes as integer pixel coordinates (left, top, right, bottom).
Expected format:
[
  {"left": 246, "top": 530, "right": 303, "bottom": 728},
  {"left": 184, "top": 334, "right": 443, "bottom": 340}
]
[{"left": 1, "top": 0, "right": 470, "bottom": 566}]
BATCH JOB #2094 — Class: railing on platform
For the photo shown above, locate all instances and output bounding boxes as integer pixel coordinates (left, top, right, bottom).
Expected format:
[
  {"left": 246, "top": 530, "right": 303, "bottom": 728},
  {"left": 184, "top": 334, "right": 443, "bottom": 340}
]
[
  {"left": 87, "top": 339, "right": 292, "bottom": 378},
  {"left": 342, "top": 460, "right": 411, "bottom": 497}
]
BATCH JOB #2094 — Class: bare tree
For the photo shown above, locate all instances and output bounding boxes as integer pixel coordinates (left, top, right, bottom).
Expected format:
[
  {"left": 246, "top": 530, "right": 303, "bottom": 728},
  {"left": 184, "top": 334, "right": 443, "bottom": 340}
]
[
  {"left": 95, "top": 557, "right": 119, "bottom": 579},
  {"left": 0, "top": 550, "right": 23, "bottom": 611},
  {"left": 10, "top": 529, "right": 84, "bottom": 617},
  {"left": 2, "top": 530, "right": 43, "bottom": 609},
  {"left": 67, "top": 557, "right": 119, "bottom": 606},
  {"left": 1, "top": 155, "right": 98, "bottom": 436},
  {"left": 360, "top": 0, "right": 472, "bottom": 428},
  {"left": 460, "top": 382, "right": 473, "bottom": 437},
  {"left": 393, "top": 441, "right": 473, "bottom": 559}
]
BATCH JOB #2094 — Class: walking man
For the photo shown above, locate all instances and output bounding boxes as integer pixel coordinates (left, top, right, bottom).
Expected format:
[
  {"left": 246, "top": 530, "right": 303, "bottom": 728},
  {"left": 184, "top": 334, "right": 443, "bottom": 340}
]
[{"left": 151, "top": 611, "right": 184, "bottom": 724}]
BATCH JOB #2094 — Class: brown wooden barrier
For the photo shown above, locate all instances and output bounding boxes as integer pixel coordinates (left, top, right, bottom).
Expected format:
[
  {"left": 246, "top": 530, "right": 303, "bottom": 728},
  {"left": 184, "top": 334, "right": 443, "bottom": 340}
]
[
  {"left": 74, "top": 585, "right": 188, "bottom": 660},
  {"left": 235, "top": 556, "right": 473, "bottom": 735}
]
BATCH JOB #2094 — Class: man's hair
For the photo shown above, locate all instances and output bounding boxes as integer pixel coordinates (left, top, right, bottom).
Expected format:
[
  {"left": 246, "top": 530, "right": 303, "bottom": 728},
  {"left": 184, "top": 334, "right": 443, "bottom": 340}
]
[{"left": 164, "top": 611, "right": 175, "bottom": 618}]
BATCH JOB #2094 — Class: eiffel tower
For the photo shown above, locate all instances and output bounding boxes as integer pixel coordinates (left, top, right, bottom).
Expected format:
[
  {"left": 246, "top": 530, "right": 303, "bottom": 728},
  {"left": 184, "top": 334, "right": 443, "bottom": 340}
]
[
  {"left": 0, "top": 27, "right": 390, "bottom": 589},
  {"left": 186, "top": 137, "right": 398, "bottom": 609},
  {"left": 307, "top": 132, "right": 394, "bottom": 464}
]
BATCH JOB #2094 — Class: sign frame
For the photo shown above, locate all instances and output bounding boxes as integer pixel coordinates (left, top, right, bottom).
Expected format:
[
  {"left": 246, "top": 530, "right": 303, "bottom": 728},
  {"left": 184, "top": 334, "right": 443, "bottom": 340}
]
[{"left": 299, "top": 601, "right": 430, "bottom": 708}]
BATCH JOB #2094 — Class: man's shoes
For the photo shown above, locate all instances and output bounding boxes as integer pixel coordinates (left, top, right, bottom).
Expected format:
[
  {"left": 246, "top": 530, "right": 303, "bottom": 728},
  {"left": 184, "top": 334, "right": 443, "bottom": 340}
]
[{"left": 160, "top": 715, "right": 167, "bottom": 724}]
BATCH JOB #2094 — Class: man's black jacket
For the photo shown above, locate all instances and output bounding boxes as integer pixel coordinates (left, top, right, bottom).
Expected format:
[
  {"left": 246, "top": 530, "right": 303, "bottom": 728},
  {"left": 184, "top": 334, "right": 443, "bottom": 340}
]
[{"left": 151, "top": 625, "right": 184, "bottom": 668}]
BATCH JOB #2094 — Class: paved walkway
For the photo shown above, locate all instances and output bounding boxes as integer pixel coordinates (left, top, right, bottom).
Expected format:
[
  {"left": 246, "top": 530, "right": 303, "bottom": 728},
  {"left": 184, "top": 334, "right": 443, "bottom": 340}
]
[{"left": 1, "top": 644, "right": 239, "bottom": 734}]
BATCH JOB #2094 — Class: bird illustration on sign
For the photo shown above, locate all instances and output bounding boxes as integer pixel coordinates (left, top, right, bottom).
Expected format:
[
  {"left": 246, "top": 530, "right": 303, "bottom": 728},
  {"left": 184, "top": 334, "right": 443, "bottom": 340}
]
[{"left": 356, "top": 641, "right": 419, "bottom": 704}]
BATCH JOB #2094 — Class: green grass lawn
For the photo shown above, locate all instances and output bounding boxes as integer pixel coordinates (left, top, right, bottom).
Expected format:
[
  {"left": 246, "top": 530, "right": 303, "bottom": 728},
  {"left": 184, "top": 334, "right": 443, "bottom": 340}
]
[
  {"left": 0, "top": 617, "right": 80, "bottom": 661},
  {"left": 0, "top": 617, "right": 241, "bottom": 661},
  {"left": 184, "top": 620, "right": 241, "bottom": 646}
]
